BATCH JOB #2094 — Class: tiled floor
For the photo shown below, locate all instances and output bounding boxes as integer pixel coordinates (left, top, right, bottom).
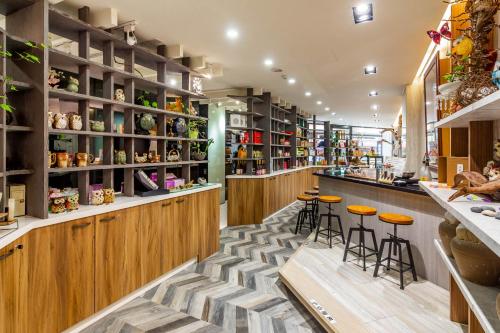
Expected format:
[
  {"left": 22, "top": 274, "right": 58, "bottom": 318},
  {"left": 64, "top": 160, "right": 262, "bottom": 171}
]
[{"left": 81, "top": 202, "right": 325, "bottom": 333}]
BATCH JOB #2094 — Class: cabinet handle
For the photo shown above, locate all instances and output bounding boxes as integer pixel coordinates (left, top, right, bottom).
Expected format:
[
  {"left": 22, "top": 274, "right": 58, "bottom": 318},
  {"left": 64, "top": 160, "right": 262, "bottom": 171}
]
[
  {"left": 162, "top": 202, "right": 172, "bottom": 207},
  {"left": 176, "top": 199, "right": 185, "bottom": 204},
  {"left": 0, "top": 244, "right": 23, "bottom": 261},
  {"left": 72, "top": 222, "right": 91, "bottom": 229},
  {"left": 99, "top": 216, "right": 116, "bottom": 223}
]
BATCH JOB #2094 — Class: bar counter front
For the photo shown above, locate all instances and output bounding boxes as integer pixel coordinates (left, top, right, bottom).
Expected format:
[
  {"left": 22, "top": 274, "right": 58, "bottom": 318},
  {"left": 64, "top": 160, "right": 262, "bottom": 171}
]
[{"left": 315, "top": 169, "right": 448, "bottom": 287}]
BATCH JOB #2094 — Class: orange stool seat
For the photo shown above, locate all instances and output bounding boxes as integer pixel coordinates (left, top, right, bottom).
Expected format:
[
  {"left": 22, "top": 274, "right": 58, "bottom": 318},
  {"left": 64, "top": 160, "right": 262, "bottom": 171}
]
[
  {"left": 319, "top": 195, "right": 342, "bottom": 204},
  {"left": 379, "top": 213, "right": 413, "bottom": 225},
  {"left": 347, "top": 205, "right": 377, "bottom": 216},
  {"left": 313, "top": 185, "right": 319, "bottom": 190},
  {"left": 297, "top": 194, "right": 315, "bottom": 202},
  {"left": 305, "top": 189, "right": 319, "bottom": 196}
]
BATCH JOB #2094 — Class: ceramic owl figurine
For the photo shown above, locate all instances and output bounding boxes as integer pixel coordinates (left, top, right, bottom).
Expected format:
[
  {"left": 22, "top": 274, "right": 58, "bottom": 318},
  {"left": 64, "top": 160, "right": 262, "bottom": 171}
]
[
  {"left": 103, "top": 188, "right": 115, "bottom": 204},
  {"left": 114, "top": 89, "right": 126, "bottom": 102},
  {"left": 91, "top": 189, "right": 104, "bottom": 205},
  {"left": 69, "top": 114, "right": 83, "bottom": 131},
  {"left": 48, "top": 112, "right": 54, "bottom": 128},
  {"left": 50, "top": 197, "right": 66, "bottom": 213},
  {"left": 54, "top": 113, "right": 68, "bottom": 129},
  {"left": 65, "top": 193, "right": 79, "bottom": 211}
]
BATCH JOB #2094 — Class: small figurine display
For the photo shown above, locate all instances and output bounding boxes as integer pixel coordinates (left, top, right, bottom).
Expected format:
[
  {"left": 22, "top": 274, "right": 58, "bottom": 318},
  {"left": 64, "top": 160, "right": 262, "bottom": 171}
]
[
  {"left": 114, "top": 89, "right": 126, "bottom": 102},
  {"left": 91, "top": 189, "right": 105, "bottom": 205},
  {"left": 103, "top": 188, "right": 115, "bottom": 204}
]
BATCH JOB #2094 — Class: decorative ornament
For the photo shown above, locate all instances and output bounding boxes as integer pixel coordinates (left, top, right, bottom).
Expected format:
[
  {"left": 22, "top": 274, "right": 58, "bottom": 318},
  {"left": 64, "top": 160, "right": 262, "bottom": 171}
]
[
  {"left": 452, "top": 36, "right": 473, "bottom": 57},
  {"left": 192, "top": 76, "right": 203, "bottom": 95},
  {"left": 427, "top": 22, "right": 452, "bottom": 45}
]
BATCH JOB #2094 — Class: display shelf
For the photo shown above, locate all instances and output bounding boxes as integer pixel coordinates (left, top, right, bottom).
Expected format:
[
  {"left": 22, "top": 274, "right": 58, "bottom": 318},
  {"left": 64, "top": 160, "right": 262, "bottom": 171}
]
[
  {"left": 2, "top": 125, "right": 33, "bottom": 132},
  {"left": 420, "top": 181, "right": 500, "bottom": 256},
  {"left": 226, "top": 158, "right": 265, "bottom": 161},
  {"left": 435, "top": 239, "right": 500, "bottom": 333},
  {"left": 5, "top": 169, "right": 34, "bottom": 176},
  {"left": 271, "top": 131, "right": 292, "bottom": 136},
  {"left": 226, "top": 95, "right": 264, "bottom": 103},
  {"left": 271, "top": 144, "right": 291, "bottom": 148},
  {"left": 271, "top": 104, "right": 291, "bottom": 114},
  {"left": 271, "top": 156, "right": 291, "bottom": 159},
  {"left": 436, "top": 90, "right": 500, "bottom": 128},
  {"left": 0, "top": 0, "right": 36, "bottom": 16}
]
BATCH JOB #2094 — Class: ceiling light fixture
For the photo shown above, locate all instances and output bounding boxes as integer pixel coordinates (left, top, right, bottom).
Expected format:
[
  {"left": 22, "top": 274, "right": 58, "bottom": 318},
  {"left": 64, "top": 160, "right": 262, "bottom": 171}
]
[
  {"left": 316, "top": 101, "right": 323, "bottom": 105},
  {"left": 288, "top": 78, "right": 296, "bottom": 85},
  {"left": 235, "top": 100, "right": 241, "bottom": 105},
  {"left": 169, "top": 79, "right": 177, "bottom": 86},
  {"left": 371, "top": 104, "right": 379, "bottom": 111},
  {"left": 264, "top": 58, "right": 274, "bottom": 66},
  {"left": 369, "top": 90, "right": 378, "bottom": 97},
  {"left": 305, "top": 91, "right": 312, "bottom": 97},
  {"left": 353, "top": 3, "right": 373, "bottom": 24},
  {"left": 331, "top": 112, "right": 336, "bottom": 116},
  {"left": 325, "top": 107, "right": 330, "bottom": 111},
  {"left": 364, "top": 65, "right": 377, "bottom": 75},
  {"left": 226, "top": 28, "right": 239, "bottom": 40}
]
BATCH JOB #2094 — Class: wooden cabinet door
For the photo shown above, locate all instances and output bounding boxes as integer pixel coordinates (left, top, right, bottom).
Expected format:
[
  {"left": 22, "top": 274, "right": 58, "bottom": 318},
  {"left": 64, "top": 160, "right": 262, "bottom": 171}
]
[
  {"left": 95, "top": 207, "right": 142, "bottom": 310},
  {"left": 27, "top": 217, "right": 95, "bottom": 333},
  {"left": 172, "top": 194, "right": 198, "bottom": 267},
  {"left": 140, "top": 201, "right": 163, "bottom": 284},
  {"left": 197, "top": 189, "right": 220, "bottom": 261},
  {"left": 160, "top": 199, "right": 175, "bottom": 274},
  {"left": 0, "top": 237, "right": 28, "bottom": 333}
]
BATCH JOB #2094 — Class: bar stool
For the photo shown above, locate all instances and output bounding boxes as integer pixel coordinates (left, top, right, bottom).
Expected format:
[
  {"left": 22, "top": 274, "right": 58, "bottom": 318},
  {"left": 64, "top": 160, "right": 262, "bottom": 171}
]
[
  {"left": 305, "top": 189, "right": 319, "bottom": 221},
  {"left": 295, "top": 194, "right": 316, "bottom": 234},
  {"left": 343, "top": 205, "right": 379, "bottom": 271},
  {"left": 373, "top": 213, "right": 417, "bottom": 290},
  {"left": 313, "top": 185, "right": 319, "bottom": 190},
  {"left": 314, "top": 195, "right": 345, "bottom": 248}
]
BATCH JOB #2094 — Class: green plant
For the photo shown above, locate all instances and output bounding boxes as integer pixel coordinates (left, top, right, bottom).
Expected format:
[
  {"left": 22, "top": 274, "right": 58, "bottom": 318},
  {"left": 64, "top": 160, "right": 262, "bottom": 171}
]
[
  {"left": 137, "top": 92, "right": 158, "bottom": 108},
  {"left": 443, "top": 59, "right": 467, "bottom": 83},
  {"left": 192, "top": 138, "right": 214, "bottom": 154},
  {"left": 188, "top": 119, "right": 207, "bottom": 135}
]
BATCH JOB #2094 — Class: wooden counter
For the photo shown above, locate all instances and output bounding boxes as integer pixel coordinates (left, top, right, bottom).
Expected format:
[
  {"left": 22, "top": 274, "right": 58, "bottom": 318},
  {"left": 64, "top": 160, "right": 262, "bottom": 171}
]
[
  {"left": 0, "top": 186, "right": 220, "bottom": 333},
  {"left": 227, "top": 166, "right": 327, "bottom": 226}
]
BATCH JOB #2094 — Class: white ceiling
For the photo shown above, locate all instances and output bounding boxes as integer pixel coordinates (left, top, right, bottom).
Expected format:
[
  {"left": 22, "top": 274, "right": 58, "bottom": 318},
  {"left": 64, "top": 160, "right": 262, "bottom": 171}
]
[{"left": 60, "top": 0, "right": 447, "bottom": 127}]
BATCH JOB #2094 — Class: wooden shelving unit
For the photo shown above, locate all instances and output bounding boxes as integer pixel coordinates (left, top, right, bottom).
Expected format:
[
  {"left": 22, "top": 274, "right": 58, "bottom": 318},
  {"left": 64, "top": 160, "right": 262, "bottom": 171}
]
[
  {"left": 307, "top": 116, "right": 330, "bottom": 166},
  {"left": 0, "top": 4, "right": 211, "bottom": 218}
]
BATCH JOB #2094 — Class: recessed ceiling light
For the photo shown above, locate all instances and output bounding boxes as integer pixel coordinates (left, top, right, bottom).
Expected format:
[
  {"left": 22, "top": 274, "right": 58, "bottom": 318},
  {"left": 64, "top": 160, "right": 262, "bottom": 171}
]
[
  {"left": 217, "top": 102, "right": 222, "bottom": 106},
  {"left": 305, "top": 91, "right": 312, "bottom": 97},
  {"left": 325, "top": 107, "right": 330, "bottom": 111},
  {"left": 264, "top": 58, "right": 274, "bottom": 66},
  {"left": 169, "top": 78, "right": 177, "bottom": 86},
  {"left": 364, "top": 65, "right": 377, "bottom": 75},
  {"left": 331, "top": 112, "right": 336, "bottom": 116},
  {"left": 369, "top": 90, "right": 378, "bottom": 97},
  {"left": 288, "top": 78, "right": 296, "bottom": 85},
  {"left": 235, "top": 100, "right": 241, "bottom": 105},
  {"left": 339, "top": 118, "right": 343, "bottom": 121},
  {"left": 373, "top": 113, "right": 378, "bottom": 117},
  {"left": 353, "top": 3, "right": 373, "bottom": 24},
  {"left": 371, "top": 104, "right": 379, "bottom": 111},
  {"left": 226, "top": 28, "right": 239, "bottom": 40},
  {"left": 316, "top": 101, "right": 323, "bottom": 105}
]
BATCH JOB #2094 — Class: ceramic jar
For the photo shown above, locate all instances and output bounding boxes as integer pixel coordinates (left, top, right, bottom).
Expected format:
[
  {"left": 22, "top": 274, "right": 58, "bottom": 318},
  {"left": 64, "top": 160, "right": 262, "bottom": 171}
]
[
  {"left": 50, "top": 197, "right": 66, "bottom": 214},
  {"left": 114, "top": 150, "right": 127, "bottom": 164},
  {"left": 438, "top": 212, "right": 460, "bottom": 257},
  {"left": 91, "top": 189, "right": 104, "bottom": 205},
  {"left": 65, "top": 76, "right": 79, "bottom": 93},
  {"left": 103, "top": 188, "right": 115, "bottom": 204},
  {"left": 136, "top": 113, "right": 156, "bottom": 132},
  {"left": 451, "top": 225, "right": 500, "bottom": 286},
  {"left": 65, "top": 193, "right": 79, "bottom": 211},
  {"left": 75, "top": 153, "right": 94, "bottom": 167},
  {"left": 114, "top": 89, "right": 125, "bottom": 102},
  {"left": 90, "top": 120, "right": 105, "bottom": 132},
  {"left": 53, "top": 113, "right": 68, "bottom": 129},
  {"left": 192, "top": 151, "right": 206, "bottom": 161},
  {"left": 55, "top": 152, "right": 69, "bottom": 168},
  {"left": 69, "top": 114, "right": 83, "bottom": 131}
]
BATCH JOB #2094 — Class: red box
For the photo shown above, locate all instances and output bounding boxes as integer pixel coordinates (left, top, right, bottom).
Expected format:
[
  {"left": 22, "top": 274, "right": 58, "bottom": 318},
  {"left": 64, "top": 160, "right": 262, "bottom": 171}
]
[{"left": 253, "top": 131, "right": 263, "bottom": 144}]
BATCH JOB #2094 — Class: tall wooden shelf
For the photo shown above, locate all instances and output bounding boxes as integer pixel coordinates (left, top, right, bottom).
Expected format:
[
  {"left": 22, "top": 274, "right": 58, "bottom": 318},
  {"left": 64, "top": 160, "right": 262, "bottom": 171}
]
[
  {"left": 0, "top": 2, "right": 210, "bottom": 218},
  {"left": 307, "top": 116, "right": 330, "bottom": 166}
]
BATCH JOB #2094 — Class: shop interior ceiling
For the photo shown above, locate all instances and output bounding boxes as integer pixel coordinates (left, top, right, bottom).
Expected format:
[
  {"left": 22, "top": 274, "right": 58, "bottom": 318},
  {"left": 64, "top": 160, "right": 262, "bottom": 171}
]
[{"left": 56, "top": 0, "right": 447, "bottom": 127}]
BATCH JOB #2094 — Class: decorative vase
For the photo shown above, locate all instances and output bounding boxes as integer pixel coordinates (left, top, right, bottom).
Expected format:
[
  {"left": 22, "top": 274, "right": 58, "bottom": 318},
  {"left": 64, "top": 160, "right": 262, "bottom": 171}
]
[
  {"left": 451, "top": 225, "right": 500, "bottom": 286},
  {"left": 50, "top": 197, "right": 66, "bottom": 214},
  {"left": 438, "top": 81, "right": 462, "bottom": 98},
  {"left": 69, "top": 114, "right": 83, "bottom": 131},
  {"left": 65, "top": 76, "right": 79, "bottom": 93},
  {"left": 135, "top": 113, "right": 156, "bottom": 134},
  {"left": 65, "top": 193, "right": 79, "bottom": 211},
  {"left": 114, "top": 150, "right": 127, "bottom": 164},
  {"left": 174, "top": 118, "right": 187, "bottom": 137},
  {"left": 438, "top": 212, "right": 460, "bottom": 257},
  {"left": 114, "top": 89, "right": 126, "bottom": 102},
  {"left": 192, "top": 151, "right": 206, "bottom": 161},
  {"left": 91, "top": 189, "right": 104, "bottom": 205}
]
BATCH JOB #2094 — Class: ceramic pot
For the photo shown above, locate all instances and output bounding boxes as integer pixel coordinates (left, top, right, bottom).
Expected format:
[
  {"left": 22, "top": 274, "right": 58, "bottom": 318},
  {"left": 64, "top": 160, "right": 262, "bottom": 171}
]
[
  {"left": 114, "top": 89, "right": 125, "bottom": 102},
  {"left": 103, "top": 188, "right": 115, "bottom": 204},
  {"left": 56, "top": 152, "right": 69, "bottom": 168},
  {"left": 75, "top": 153, "right": 94, "bottom": 167},
  {"left": 136, "top": 113, "right": 156, "bottom": 131},
  {"left": 114, "top": 150, "right": 126, "bottom": 164},
  {"left": 438, "top": 212, "right": 460, "bottom": 257},
  {"left": 192, "top": 151, "right": 206, "bottom": 161},
  {"left": 174, "top": 118, "right": 187, "bottom": 136},
  {"left": 65, "top": 193, "right": 79, "bottom": 211},
  {"left": 451, "top": 225, "right": 500, "bottom": 286},
  {"left": 65, "top": 76, "right": 79, "bottom": 93},
  {"left": 91, "top": 189, "right": 104, "bottom": 205},
  {"left": 53, "top": 113, "right": 68, "bottom": 129},
  {"left": 69, "top": 114, "right": 83, "bottom": 131},
  {"left": 50, "top": 197, "right": 66, "bottom": 213},
  {"left": 90, "top": 120, "right": 105, "bottom": 132},
  {"left": 438, "top": 81, "right": 462, "bottom": 98},
  {"left": 167, "top": 149, "right": 180, "bottom": 162}
]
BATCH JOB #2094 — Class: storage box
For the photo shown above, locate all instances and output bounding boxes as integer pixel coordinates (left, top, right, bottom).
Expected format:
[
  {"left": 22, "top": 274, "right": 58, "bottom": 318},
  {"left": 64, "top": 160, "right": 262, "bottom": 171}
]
[
  {"left": 253, "top": 131, "right": 263, "bottom": 144},
  {"left": 7, "top": 184, "right": 25, "bottom": 217},
  {"left": 446, "top": 157, "right": 469, "bottom": 187},
  {"left": 166, "top": 178, "right": 185, "bottom": 189}
]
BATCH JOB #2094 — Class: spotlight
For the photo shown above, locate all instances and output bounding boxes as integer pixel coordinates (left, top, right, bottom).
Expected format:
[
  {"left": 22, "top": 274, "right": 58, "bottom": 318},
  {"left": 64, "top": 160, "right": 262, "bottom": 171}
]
[{"left": 353, "top": 4, "right": 373, "bottom": 24}]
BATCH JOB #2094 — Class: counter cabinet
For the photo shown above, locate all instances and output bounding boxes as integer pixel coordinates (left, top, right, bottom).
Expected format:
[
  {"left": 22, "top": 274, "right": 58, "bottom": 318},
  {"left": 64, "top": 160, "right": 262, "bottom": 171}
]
[{"left": 0, "top": 188, "right": 219, "bottom": 333}]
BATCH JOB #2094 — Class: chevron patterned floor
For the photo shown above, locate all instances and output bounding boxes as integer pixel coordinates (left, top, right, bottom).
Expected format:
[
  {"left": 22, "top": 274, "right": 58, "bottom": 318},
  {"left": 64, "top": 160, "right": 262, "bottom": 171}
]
[{"left": 82, "top": 202, "right": 326, "bottom": 333}]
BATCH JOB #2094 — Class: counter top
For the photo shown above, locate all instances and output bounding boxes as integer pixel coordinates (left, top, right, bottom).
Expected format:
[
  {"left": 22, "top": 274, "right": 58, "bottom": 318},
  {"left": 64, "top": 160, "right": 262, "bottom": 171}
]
[
  {"left": 0, "top": 183, "right": 221, "bottom": 250},
  {"left": 420, "top": 181, "right": 500, "bottom": 257},
  {"left": 226, "top": 165, "right": 331, "bottom": 179},
  {"left": 315, "top": 169, "right": 428, "bottom": 196}
]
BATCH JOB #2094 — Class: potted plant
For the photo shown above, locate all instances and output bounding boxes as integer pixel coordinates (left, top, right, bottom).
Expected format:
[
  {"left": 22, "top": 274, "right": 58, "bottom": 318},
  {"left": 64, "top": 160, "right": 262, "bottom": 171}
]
[
  {"left": 188, "top": 119, "right": 206, "bottom": 140},
  {"left": 191, "top": 138, "right": 214, "bottom": 161}
]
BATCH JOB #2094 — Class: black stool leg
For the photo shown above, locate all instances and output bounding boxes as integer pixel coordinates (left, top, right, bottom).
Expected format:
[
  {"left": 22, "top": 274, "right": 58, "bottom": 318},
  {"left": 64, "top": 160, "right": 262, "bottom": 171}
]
[
  {"left": 386, "top": 241, "right": 392, "bottom": 270},
  {"left": 295, "top": 210, "right": 302, "bottom": 234},
  {"left": 405, "top": 240, "right": 418, "bottom": 282},
  {"left": 336, "top": 215, "right": 345, "bottom": 244},
  {"left": 397, "top": 242, "right": 404, "bottom": 289},
  {"left": 369, "top": 229, "right": 379, "bottom": 254},
  {"left": 314, "top": 214, "right": 323, "bottom": 242},
  {"left": 373, "top": 239, "right": 387, "bottom": 277},
  {"left": 343, "top": 228, "right": 354, "bottom": 262},
  {"left": 327, "top": 208, "right": 332, "bottom": 248}
]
